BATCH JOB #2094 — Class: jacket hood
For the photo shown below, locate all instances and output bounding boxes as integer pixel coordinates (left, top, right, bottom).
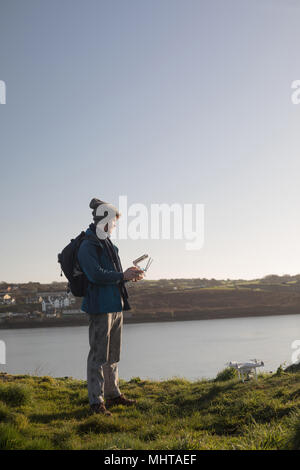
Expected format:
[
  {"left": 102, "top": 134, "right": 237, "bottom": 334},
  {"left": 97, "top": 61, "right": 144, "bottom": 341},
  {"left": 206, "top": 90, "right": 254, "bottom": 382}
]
[
  {"left": 85, "top": 224, "right": 110, "bottom": 247},
  {"left": 85, "top": 225, "right": 102, "bottom": 246}
]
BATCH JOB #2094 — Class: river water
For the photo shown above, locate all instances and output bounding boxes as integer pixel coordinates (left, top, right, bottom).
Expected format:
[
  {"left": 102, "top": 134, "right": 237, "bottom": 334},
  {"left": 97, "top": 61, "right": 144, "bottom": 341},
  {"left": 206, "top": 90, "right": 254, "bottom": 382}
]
[{"left": 1, "top": 314, "right": 299, "bottom": 380}]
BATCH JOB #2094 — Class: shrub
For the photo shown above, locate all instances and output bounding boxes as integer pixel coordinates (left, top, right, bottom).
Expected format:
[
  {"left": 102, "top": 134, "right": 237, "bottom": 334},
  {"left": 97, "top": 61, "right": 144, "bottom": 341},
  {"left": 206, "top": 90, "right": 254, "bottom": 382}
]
[
  {"left": 39, "top": 376, "right": 56, "bottom": 385},
  {"left": 214, "top": 367, "right": 237, "bottom": 382},
  {"left": 0, "top": 383, "right": 32, "bottom": 407},
  {"left": 285, "top": 362, "right": 300, "bottom": 373},
  {"left": 274, "top": 365, "right": 285, "bottom": 377},
  {"left": 129, "top": 377, "right": 142, "bottom": 384}
]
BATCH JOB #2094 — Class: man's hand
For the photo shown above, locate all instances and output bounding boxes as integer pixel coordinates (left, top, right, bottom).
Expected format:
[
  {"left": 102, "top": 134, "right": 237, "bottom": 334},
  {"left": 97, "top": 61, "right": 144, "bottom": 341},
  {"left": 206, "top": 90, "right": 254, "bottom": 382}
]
[
  {"left": 123, "top": 266, "right": 145, "bottom": 281},
  {"left": 132, "top": 271, "right": 145, "bottom": 282}
]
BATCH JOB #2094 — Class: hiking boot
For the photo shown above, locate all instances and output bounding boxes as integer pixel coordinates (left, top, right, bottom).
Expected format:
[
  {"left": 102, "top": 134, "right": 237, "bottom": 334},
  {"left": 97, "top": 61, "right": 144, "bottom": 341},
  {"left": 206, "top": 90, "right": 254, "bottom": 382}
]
[
  {"left": 90, "top": 403, "right": 112, "bottom": 416},
  {"left": 106, "top": 394, "right": 136, "bottom": 408}
]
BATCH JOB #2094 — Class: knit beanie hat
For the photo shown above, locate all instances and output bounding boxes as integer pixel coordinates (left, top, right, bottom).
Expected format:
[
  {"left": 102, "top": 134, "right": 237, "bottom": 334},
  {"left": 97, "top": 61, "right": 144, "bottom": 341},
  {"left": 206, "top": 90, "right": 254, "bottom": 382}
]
[{"left": 89, "top": 198, "right": 120, "bottom": 225}]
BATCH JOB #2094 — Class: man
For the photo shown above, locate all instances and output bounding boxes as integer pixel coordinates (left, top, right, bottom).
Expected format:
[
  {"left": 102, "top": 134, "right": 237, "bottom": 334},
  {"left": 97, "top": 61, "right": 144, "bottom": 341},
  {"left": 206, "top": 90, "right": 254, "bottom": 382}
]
[{"left": 77, "top": 198, "right": 144, "bottom": 416}]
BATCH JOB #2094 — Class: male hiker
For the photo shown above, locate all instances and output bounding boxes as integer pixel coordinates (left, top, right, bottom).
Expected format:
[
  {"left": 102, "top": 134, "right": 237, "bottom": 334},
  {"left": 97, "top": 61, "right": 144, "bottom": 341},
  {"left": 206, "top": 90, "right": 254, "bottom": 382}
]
[{"left": 77, "top": 198, "right": 144, "bottom": 416}]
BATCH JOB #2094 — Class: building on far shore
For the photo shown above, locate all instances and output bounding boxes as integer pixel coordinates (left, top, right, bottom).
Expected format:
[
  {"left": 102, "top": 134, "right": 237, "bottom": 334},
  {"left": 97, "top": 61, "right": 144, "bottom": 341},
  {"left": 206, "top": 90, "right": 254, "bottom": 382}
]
[
  {"left": 0, "top": 294, "right": 16, "bottom": 305},
  {"left": 25, "top": 291, "right": 76, "bottom": 306},
  {"left": 40, "top": 293, "right": 75, "bottom": 314}
]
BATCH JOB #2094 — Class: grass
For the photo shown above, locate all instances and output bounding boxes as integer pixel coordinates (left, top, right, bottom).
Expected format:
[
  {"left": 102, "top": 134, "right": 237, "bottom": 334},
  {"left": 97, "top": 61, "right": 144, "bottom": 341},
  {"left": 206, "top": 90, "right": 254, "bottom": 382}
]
[{"left": 0, "top": 365, "right": 299, "bottom": 450}]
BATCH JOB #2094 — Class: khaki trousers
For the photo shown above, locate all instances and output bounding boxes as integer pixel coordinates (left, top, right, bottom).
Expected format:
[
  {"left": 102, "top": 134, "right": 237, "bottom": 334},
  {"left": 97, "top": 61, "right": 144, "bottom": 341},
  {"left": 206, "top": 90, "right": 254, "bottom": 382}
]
[{"left": 87, "top": 311, "right": 123, "bottom": 405}]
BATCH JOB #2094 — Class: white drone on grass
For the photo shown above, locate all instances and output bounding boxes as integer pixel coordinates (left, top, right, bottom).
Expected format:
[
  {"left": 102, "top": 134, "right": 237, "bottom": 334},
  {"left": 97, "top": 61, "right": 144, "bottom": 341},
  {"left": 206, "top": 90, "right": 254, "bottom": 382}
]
[{"left": 227, "top": 359, "right": 264, "bottom": 382}]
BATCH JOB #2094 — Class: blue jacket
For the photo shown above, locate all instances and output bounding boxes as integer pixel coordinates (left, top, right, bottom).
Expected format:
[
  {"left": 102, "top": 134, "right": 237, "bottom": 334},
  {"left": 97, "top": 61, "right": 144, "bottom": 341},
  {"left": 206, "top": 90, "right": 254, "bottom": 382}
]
[{"left": 77, "top": 226, "right": 130, "bottom": 314}]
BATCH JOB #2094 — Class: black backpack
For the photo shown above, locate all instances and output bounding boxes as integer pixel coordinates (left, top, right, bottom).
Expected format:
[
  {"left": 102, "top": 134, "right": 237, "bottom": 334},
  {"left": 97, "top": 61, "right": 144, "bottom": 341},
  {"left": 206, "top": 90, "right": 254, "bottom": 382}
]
[{"left": 58, "top": 231, "right": 102, "bottom": 297}]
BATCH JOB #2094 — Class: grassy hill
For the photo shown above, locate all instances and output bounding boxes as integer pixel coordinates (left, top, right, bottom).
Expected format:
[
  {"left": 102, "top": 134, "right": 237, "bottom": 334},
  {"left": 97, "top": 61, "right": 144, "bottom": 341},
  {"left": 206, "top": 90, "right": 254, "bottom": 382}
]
[
  {"left": 0, "top": 364, "right": 300, "bottom": 450},
  {"left": 2, "top": 275, "right": 300, "bottom": 327},
  {"left": 126, "top": 275, "right": 300, "bottom": 321}
]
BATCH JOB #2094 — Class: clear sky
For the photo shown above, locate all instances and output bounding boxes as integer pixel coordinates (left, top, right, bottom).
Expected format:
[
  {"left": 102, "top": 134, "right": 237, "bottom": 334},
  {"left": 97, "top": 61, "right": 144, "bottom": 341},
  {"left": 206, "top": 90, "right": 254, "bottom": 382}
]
[{"left": 1, "top": 0, "right": 300, "bottom": 283}]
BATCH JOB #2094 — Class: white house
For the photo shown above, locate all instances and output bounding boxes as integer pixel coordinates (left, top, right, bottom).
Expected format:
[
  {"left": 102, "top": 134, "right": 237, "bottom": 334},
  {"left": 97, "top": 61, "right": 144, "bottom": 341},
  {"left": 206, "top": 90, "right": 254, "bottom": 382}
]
[
  {"left": 41, "top": 293, "right": 72, "bottom": 313},
  {"left": 1, "top": 294, "right": 16, "bottom": 305},
  {"left": 26, "top": 291, "right": 76, "bottom": 305}
]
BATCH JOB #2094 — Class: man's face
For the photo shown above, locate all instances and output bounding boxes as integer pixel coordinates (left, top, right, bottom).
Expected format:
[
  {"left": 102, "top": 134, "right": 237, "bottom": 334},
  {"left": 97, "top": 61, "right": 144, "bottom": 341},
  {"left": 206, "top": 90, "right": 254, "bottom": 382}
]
[{"left": 106, "top": 215, "right": 118, "bottom": 236}]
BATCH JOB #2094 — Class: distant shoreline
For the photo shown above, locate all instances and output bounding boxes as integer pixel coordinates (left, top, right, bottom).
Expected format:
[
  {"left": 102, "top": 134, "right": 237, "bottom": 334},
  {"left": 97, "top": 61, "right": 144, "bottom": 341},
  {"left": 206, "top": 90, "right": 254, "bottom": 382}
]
[{"left": 0, "top": 306, "right": 299, "bottom": 330}]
